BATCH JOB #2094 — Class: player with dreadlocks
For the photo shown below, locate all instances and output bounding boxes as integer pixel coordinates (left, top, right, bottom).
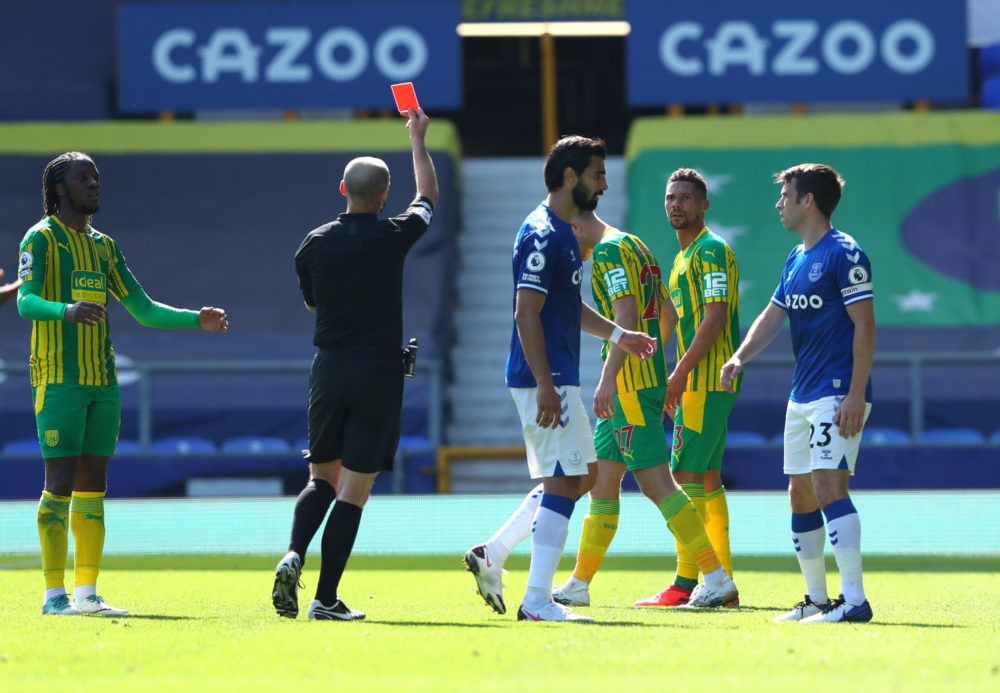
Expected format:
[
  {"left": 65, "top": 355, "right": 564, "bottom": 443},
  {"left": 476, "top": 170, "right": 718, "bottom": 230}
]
[{"left": 16, "top": 151, "right": 230, "bottom": 616}]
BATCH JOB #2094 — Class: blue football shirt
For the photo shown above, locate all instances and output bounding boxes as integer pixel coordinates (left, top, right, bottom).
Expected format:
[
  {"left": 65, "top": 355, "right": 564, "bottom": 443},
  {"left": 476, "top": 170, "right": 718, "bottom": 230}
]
[
  {"left": 505, "top": 203, "right": 584, "bottom": 388},
  {"left": 770, "top": 229, "right": 874, "bottom": 403}
]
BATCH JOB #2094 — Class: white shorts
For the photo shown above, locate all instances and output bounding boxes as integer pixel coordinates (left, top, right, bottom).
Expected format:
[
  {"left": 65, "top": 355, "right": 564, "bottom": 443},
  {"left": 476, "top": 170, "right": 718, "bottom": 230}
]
[
  {"left": 509, "top": 385, "right": 596, "bottom": 479},
  {"left": 782, "top": 396, "right": 872, "bottom": 476}
]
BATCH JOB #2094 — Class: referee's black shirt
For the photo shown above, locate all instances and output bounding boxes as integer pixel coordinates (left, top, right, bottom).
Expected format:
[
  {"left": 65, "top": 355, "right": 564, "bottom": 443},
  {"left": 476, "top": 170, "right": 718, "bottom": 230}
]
[{"left": 295, "top": 195, "right": 434, "bottom": 351}]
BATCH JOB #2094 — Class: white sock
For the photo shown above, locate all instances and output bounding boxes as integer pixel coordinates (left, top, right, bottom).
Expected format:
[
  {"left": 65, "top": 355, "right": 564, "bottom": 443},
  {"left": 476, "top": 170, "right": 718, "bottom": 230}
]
[
  {"left": 486, "top": 483, "right": 543, "bottom": 566},
  {"left": 523, "top": 503, "right": 570, "bottom": 608},
  {"left": 827, "top": 510, "right": 865, "bottom": 605},
  {"left": 73, "top": 584, "right": 96, "bottom": 603},
  {"left": 45, "top": 587, "right": 67, "bottom": 601},
  {"left": 704, "top": 566, "right": 729, "bottom": 588},
  {"left": 793, "top": 525, "right": 829, "bottom": 603}
]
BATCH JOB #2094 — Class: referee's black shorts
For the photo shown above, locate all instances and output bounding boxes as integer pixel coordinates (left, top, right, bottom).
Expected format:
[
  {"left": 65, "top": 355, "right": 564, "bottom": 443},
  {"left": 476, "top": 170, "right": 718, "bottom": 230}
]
[{"left": 306, "top": 346, "right": 403, "bottom": 473}]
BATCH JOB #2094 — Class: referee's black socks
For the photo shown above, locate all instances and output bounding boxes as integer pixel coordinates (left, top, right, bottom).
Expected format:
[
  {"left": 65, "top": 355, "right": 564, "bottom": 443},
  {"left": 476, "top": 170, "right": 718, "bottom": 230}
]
[
  {"left": 315, "top": 501, "right": 363, "bottom": 605},
  {"left": 288, "top": 478, "right": 336, "bottom": 564}
]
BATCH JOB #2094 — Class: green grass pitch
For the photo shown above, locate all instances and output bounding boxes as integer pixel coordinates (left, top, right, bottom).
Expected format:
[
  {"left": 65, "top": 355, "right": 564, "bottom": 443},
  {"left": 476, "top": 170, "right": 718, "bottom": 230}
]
[{"left": 0, "top": 555, "right": 997, "bottom": 691}]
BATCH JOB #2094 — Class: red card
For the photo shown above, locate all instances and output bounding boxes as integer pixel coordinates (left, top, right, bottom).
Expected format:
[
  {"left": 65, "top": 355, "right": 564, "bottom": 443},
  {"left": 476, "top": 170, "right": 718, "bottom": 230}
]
[{"left": 391, "top": 82, "right": 420, "bottom": 115}]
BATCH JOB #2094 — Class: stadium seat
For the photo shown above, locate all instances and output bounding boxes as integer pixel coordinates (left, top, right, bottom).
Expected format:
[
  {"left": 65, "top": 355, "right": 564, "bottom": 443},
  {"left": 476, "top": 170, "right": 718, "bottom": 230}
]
[
  {"left": 917, "top": 428, "right": 986, "bottom": 445},
  {"left": 726, "top": 430, "right": 767, "bottom": 446},
  {"left": 221, "top": 436, "right": 291, "bottom": 454},
  {"left": 398, "top": 435, "right": 434, "bottom": 453},
  {"left": 982, "top": 74, "right": 1000, "bottom": 110},
  {"left": 115, "top": 438, "right": 144, "bottom": 454},
  {"left": 150, "top": 437, "right": 217, "bottom": 454},
  {"left": 990, "top": 430, "right": 1000, "bottom": 445},
  {"left": 770, "top": 432, "right": 785, "bottom": 446},
  {"left": 862, "top": 427, "right": 911, "bottom": 445},
  {"left": 979, "top": 43, "right": 1000, "bottom": 80},
  {"left": 1, "top": 438, "right": 40, "bottom": 455},
  {"left": 294, "top": 437, "right": 309, "bottom": 453}
]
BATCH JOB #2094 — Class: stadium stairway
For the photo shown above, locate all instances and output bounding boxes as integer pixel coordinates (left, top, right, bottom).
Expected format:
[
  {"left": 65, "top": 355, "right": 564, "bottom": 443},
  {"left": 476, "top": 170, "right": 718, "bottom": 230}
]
[{"left": 447, "top": 157, "right": 627, "bottom": 450}]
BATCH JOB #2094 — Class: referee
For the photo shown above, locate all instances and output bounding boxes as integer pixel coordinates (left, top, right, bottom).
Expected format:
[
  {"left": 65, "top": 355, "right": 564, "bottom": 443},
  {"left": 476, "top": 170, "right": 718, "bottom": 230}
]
[{"left": 272, "top": 108, "right": 438, "bottom": 621}]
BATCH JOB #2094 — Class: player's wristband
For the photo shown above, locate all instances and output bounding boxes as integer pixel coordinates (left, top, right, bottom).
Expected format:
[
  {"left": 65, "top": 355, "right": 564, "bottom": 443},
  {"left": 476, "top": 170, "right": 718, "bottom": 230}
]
[{"left": 609, "top": 326, "right": 625, "bottom": 344}]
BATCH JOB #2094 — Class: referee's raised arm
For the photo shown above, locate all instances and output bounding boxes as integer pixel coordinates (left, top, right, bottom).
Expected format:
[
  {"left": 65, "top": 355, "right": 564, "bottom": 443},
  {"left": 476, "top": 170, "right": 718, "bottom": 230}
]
[{"left": 407, "top": 107, "right": 438, "bottom": 207}]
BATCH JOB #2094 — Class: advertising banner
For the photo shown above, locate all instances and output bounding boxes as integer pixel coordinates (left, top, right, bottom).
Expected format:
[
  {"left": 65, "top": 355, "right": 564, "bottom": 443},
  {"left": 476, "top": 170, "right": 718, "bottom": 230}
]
[
  {"left": 119, "top": 1, "right": 461, "bottom": 111},
  {"left": 462, "top": 0, "right": 625, "bottom": 22},
  {"left": 626, "top": 0, "right": 968, "bottom": 104},
  {"left": 625, "top": 112, "right": 1000, "bottom": 327}
]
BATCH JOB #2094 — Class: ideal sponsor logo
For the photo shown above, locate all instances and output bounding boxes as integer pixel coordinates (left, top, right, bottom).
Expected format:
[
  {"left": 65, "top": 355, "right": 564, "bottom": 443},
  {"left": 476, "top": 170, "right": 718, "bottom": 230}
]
[{"left": 71, "top": 271, "right": 107, "bottom": 303}]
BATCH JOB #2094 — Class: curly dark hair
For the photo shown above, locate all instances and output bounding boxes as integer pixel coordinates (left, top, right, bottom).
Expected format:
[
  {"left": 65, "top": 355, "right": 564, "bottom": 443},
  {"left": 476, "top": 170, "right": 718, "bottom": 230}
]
[{"left": 42, "top": 151, "right": 94, "bottom": 215}]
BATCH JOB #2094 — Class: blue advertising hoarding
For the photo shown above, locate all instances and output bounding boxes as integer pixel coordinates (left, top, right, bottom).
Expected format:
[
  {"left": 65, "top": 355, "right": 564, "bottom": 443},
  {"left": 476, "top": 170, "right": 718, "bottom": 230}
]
[
  {"left": 119, "top": 1, "right": 461, "bottom": 111},
  {"left": 626, "top": 0, "right": 968, "bottom": 105},
  {"left": 461, "top": 0, "right": 625, "bottom": 22}
]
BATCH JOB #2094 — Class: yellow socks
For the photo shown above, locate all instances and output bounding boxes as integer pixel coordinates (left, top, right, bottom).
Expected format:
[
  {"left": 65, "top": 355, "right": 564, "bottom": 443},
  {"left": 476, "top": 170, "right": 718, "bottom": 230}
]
[
  {"left": 670, "top": 483, "right": 705, "bottom": 588},
  {"left": 705, "top": 486, "right": 733, "bottom": 577},
  {"left": 70, "top": 492, "right": 106, "bottom": 589},
  {"left": 659, "top": 489, "right": 722, "bottom": 579},
  {"left": 570, "top": 498, "right": 619, "bottom": 583},
  {"left": 37, "top": 491, "right": 70, "bottom": 591}
]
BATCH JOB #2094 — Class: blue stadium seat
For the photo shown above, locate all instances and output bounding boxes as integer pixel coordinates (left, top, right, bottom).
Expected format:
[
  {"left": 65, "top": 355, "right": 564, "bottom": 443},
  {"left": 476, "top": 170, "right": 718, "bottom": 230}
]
[
  {"left": 770, "top": 432, "right": 785, "bottom": 446},
  {"left": 2, "top": 438, "right": 40, "bottom": 455},
  {"left": 862, "top": 427, "right": 911, "bottom": 445},
  {"left": 221, "top": 436, "right": 291, "bottom": 454},
  {"left": 115, "top": 438, "right": 144, "bottom": 454},
  {"left": 917, "top": 428, "right": 986, "bottom": 445},
  {"left": 398, "top": 435, "right": 434, "bottom": 453},
  {"left": 983, "top": 74, "right": 1000, "bottom": 110},
  {"left": 150, "top": 437, "right": 217, "bottom": 454},
  {"left": 980, "top": 43, "right": 1000, "bottom": 79},
  {"left": 990, "top": 430, "right": 1000, "bottom": 445},
  {"left": 726, "top": 430, "right": 767, "bottom": 446},
  {"left": 294, "top": 437, "right": 309, "bottom": 454}
]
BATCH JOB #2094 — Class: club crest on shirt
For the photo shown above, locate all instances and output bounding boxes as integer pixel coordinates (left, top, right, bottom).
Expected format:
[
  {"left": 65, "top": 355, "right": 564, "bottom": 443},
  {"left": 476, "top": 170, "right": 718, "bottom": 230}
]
[
  {"left": 808, "top": 262, "right": 823, "bottom": 282},
  {"left": 45, "top": 430, "right": 59, "bottom": 447}
]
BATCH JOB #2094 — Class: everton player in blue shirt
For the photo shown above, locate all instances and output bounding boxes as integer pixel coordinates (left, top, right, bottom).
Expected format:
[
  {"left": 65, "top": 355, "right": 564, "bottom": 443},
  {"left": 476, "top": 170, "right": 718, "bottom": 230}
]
[
  {"left": 721, "top": 164, "right": 876, "bottom": 624},
  {"left": 464, "top": 135, "right": 657, "bottom": 622}
]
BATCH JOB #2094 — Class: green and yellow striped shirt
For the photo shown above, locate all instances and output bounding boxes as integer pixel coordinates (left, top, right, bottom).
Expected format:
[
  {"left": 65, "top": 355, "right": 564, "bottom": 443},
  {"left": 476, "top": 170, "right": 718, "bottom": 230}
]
[
  {"left": 17, "top": 216, "right": 141, "bottom": 386},
  {"left": 667, "top": 228, "right": 741, "bottom": 393},
  {"left": 591, "top": 228, "right": 666, "bottom": 393}
]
